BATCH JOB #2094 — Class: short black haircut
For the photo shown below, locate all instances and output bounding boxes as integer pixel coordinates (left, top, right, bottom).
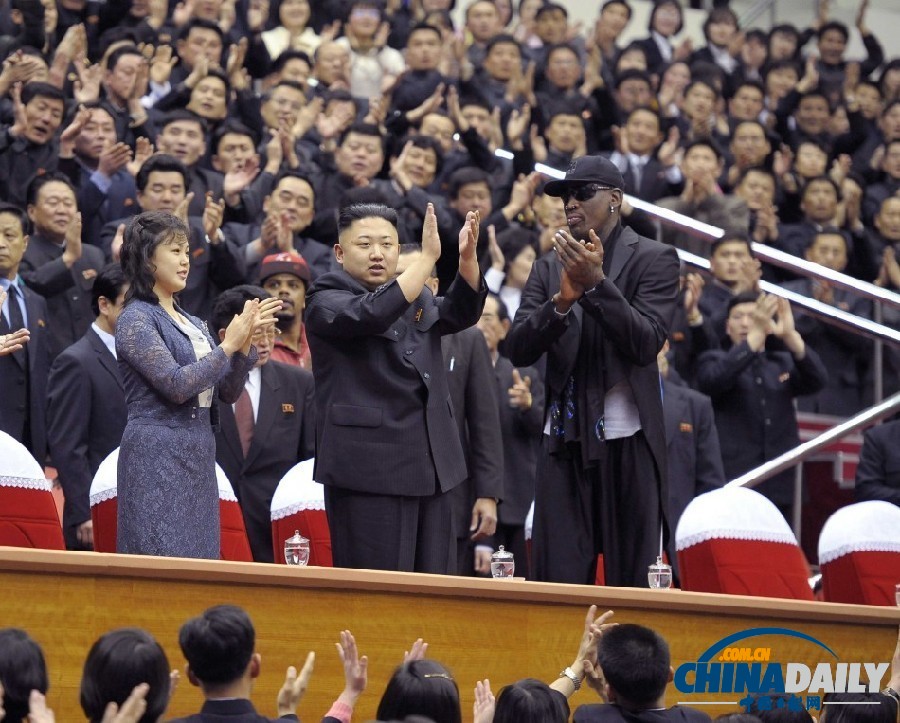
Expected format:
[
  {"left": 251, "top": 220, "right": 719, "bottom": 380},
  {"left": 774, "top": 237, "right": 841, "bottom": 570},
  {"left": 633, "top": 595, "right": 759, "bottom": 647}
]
[
  {"left": 727, "top": 290, "right": 761, "bottom": 315},
  {"left": 212, "top": 285, "right": 270, "bottom": 333},
  {"left": 447, "top": 167, "right": 490, "bottom": 199},
  {"left": 91, "top": 262, "right": 128, "bottom": 316},
  {"left": 402, "top": 134, "right": 444, "bottom": 174},
  {"left": 601, "top": 0, "right": 632, "bottom": 19},
  {"left": 683, "top": 137, "right": 724, "bottom": 161},
  {"left": 685, "top": 77, "right": 720, "bottom": 100},
  {"left": 272, "top": 168, "right": 316, "bottom": 198},
  {"left": 733, "top": 79, "right": 766, "bottom": 98},
  {"left": 800, "top": 175, "right": 841, "bottom": 201},
  {"left": 213, "top": 119, "right": 259, "bottom": 154},
  {"left": 178, "top": 17, "right": 225, "bottom": 45},
  {"left": 746, "top": 693, "right": 814, "bottom": 722},
  {"left": 80, "top": 628, "right": 170, "bottom": 723},
  {"left": 159, "top": 109, "right": 209, "bottom": 137},
  {"left": 178, "top": 605, "right": 255, "bottom": 686},
  {"left": 818, "top": 693, "right": 896, "bottom": 723},
  {"left": 135, "top": 153, "right": 190, "bottom": 193},
  {"left": 0, "top": 628, "right": 48, "bottom": 723},
  {"left": 407, "top": 21, "right": 442, "bottom": 44},
  {"left": 376, "top": 659, "right": 461, "bottom": 723},
  {"left": 818, "top": 20, "right": 849, "bottom": 43},
  {"left": 711, "top": 232, "right": 753, "bottom": 257},
  {"left": 597, "top": 624, "right": 671, "bottom": 707},
  {"left": 195, "top": 66, "right": 231, "bottom": 98},
  {"left": 807, "top": 227, "right": 849, "bottom": 252},
  {"left": 485, "top": 33, "right": 521, "bottom": 57},
  {"left": 486, "top": 291, "right": 509, "bottom": 322},
  {"left": 20, "top": 80, "right": 65, "bottom": 106},
  {"left": 271, "top": 49, "right": 312, "bottom": 74},
  {"left": 339, "top": 121, "right": 383, "bottom": 147},
  {"left": 0, "top": 202, "right": 27, "bottom": 233},
  {"left": 26, "top": 171, "right": 76, "bottom": 208},
  {"left": 736, "top": 165, "right": 775, "bottom": 188},
  {"left": 614, "top": 68, "right": 652, "bottom": 90},
  {"left": 338, "top": 203, "right": 398, "bottom": 233},
  {"left": 105, "top": 43, "right": 142, "bottom": 71},
  {"left": 535, "top": 3, "right": 567, "bottom": 21}
]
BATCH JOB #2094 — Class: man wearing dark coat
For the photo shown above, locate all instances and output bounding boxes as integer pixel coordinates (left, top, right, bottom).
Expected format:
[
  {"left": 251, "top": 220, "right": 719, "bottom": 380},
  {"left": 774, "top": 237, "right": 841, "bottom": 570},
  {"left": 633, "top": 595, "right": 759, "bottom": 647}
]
[
  {"left": 506, "top": 155, "right": 680, "bottom": 587},
  {"left": 305, "top": 202, "right": 486, "bottom": 574}
]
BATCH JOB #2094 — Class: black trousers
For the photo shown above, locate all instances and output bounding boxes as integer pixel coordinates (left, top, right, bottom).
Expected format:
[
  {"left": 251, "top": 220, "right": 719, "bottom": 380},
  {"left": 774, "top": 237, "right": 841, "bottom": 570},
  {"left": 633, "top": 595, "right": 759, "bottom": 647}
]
[
  {"left": 325, "top": 485, "right": 456, "bottom": 574},
  {"left": 532, "top": 431, "right": 662, "bottom": 587}
]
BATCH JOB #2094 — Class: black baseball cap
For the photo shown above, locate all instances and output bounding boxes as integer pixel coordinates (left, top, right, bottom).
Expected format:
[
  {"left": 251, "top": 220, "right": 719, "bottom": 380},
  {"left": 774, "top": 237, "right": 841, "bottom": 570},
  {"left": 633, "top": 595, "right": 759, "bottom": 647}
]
[{"left": 543, "top": 155, "right": 625, "bottom": 198}]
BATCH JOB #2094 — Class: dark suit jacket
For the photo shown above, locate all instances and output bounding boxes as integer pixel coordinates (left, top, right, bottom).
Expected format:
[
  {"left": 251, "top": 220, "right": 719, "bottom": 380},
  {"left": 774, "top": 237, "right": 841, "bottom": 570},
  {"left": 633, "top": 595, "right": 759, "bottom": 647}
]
[
  {"left": 215, "top": 360, "right": 316, "bottom": 562},
  {"left": 306, "top": 270, "right": 486, "bottom": 497},
  {"left": 46, "top": 327, "right": 127, "bottom": 547},
  {"left": 663, "top": 378, "right": 724, "bottom": 539},
  {"left": 20, "top": 232, "right": 106, "bottom": 358},
  {"left": 505, "top": 224, "right": 680, "bottom": 497},
  {"left": 0, "top": 281, "right": 51, "bottom": 462},
  {"left": 855, "top": 420, "right": 900, "bottom": 506},
  {"left": 167, "top": 698, "right": 300, "bottom": 723},
  {"left": 222, "top": 222, "right": 335, "bottom": 283},
  {"left": 494, "top": 355, "right": 544, "bottom": 525},
  {"left": 442, "top": 326, "right": 503, "bottom": 539}
]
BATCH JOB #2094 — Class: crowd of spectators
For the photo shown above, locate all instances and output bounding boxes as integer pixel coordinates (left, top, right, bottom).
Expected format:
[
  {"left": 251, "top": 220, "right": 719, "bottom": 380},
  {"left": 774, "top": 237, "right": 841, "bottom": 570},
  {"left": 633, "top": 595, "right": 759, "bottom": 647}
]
[
  {"left": 1, "top": 608, "right": 898, "bottom": 723},
  {"left": 0, "top": 0, "right": 899, "bottom": 568}
]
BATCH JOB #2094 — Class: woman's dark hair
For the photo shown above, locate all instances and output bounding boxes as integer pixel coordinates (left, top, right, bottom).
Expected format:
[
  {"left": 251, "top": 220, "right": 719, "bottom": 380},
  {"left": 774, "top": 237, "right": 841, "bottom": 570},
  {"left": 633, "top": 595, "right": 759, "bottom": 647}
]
[
  {"left": 337, "top": 203, "right": 398, "bottom": 233},
  {"left": 702, "top": 6, "right": 739, "bottom": 42},
  {"left": 376, "top": 660, "right": 461, "bottom": 723},
  {"left": 120, "top": 211, "right": 191, "bottom": 304},
  {"left": 0, "top": 628, "right": 48, "bottom": 723},
  {"left": 647, "top": 0, "right": 683, "bottom": 36},
  {"left": 79, "top": 628, "right": 170, "bottom": 723},
  {"left": 498, "top": 230, "right": 538, "bottom": 276},
  {"left": 493, "top": 678, "right": 569, "bottom": 723}
]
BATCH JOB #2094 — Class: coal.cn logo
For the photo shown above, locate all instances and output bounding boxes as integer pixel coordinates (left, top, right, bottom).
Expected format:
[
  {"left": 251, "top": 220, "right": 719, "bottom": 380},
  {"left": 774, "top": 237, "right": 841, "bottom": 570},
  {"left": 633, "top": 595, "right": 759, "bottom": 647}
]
[{"left": 674, "top": 627, "right": 890, "bottom": 713}]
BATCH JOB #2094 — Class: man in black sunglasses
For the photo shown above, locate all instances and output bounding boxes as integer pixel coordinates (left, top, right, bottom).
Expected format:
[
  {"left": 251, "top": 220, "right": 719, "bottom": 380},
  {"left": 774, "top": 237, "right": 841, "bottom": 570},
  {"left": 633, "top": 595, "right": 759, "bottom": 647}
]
[{"left": 505, "top": 154, "right": 680, "bottom": 587}]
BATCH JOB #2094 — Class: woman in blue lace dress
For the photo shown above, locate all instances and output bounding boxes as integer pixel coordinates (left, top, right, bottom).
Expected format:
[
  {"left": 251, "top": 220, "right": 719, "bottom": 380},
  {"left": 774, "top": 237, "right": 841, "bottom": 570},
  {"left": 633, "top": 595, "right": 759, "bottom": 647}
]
[{"left": 116, "top": 211, "right": 280, "bottom": 558}]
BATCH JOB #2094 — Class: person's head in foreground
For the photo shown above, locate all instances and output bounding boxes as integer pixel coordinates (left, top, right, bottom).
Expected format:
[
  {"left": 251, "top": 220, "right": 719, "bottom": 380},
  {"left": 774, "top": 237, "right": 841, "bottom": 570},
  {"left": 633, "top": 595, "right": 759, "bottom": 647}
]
[
  {"left": 493, "top": 678, "right": 569, "bottom": 723},
  {"left": 0, "top": 628, "right": 48, "bottom": 723},
  {"left": 80, "top": 628, "right": 170, "bottom": 723},
  {"left": 335, "top": 203, "right": 400, "bottom": 291},
  {"left": 597, "top": 623, "right": 672, "bottom": 711},
  {"left": 178, "top": 604, "right": 259, "bottom": 695},
  {"left": 376, "top": 659, "right": 461, "bottom": 723}
]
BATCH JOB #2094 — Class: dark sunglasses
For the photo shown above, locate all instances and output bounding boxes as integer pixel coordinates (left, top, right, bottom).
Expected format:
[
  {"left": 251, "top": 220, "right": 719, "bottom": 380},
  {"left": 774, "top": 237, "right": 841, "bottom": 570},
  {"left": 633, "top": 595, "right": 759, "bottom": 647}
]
[{"left": 560, "top": 184, "right": 617, "bottom": 204}]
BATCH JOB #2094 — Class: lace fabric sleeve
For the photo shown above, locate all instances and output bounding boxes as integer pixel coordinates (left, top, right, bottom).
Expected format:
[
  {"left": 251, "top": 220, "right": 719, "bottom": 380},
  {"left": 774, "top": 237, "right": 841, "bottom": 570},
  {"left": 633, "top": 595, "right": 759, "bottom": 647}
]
[
  {"left": 218, "top": 348, "right": 258, "bottom": 404},
  {"left": 117, "top": 303, "right": 232, "bottom": 405}
]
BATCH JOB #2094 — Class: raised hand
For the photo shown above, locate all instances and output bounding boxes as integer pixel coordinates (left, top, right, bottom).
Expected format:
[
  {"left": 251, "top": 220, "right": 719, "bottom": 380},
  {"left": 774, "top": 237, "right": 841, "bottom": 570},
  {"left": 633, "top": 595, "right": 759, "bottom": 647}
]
[
  {"left": 171, "top": 0, "right": 196, "bottom": 27},
  {"left": 111, "top": 223, "right": 126, "bottom": 262},
  {"left": 184, "top": 54, "right": 209, "bottom": 90},
  {"left": 335, "top": 630, "right": 368, "bottom": 701},
  {"left": 683, "top": 271, "right": 704, "bottom": 317},
  {"left": 473, "top": 680, "right": 495, "bottom": 723},
  {"left": 202, "top": 193, "right": 226, "bottom": 239},
  {"left": 508, "top": 368, "right": 532, "bottom": 410},
  {"left": 27, "top": 690, "right": 55, "bottom": 723},
  {"left": 99, "top": 141, "right": 134, "bottom": 177},
  {"left": 487, "top": 224, "right": 504, "bottom": 271},
  {"left": 73, "top": 58, "right": 103, "bottom": 103},
  {"left": 276, "top": 652, "right": 315, "bottom": 718},
  {"left": 226, "top": 38, "right": 248, "bottom": 83},
  {"left": 657, "top": 126, "right": 682, "bottom": 168},
  {"left": 506, "top": 104, "right": 531, "bottom": 149},
  {"left": 127, "top": 137, "right": 155, "bottom": 177},
  {"left": 422, "top": 202, "right": 442, "bottom": 262},
  {"left": 9, "top": 82, "right": 27, "bottom": 138},
  {"left": 406, "top": 82, "right": 445, "bottom": 123},
  {"left": 403, "top": 638, "right": 428, "bottom": 662},
  {"left": 855, "top": 0, "right": 869, "bottom": 34},
  {"left": 59, "top": 104, "right": 93, "bottom": 153},
  {"left": 553, "top": 227, "right": 604, "bottom": 289},
  {"left": 149, "top": 44, "right": 178, "bottom": 85},
  {"left": 100, "top": 684, "right": 149, "bottom": 723},
  {"left": 389, "top": 140, "right": 414, "bottom": 192},
  {"left": 62, "top": 212, "right": 83, "bottom": 267},
  {"left": 458, "top": 209, "right": 480, "bottom": 261},
  {"left": 174, "top": 191, "right": 195, "bottom": 224},
  {"left": 223, "top": 156, "right": 260, "bottom": 199}
]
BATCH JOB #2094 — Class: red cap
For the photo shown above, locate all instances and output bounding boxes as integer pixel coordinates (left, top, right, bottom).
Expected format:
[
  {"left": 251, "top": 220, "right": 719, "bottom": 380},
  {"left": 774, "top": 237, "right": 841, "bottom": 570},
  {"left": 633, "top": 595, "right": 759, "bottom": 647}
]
[{"left": 259, "top": 252, "right": 311, "bottom": 285}]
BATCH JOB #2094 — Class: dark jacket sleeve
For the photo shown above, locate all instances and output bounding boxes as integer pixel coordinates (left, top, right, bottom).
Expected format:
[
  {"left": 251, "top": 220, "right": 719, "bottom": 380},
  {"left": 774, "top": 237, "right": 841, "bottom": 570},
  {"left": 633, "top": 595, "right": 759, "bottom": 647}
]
[{"left": 463, "top": 330, "right": 504, "bottom": 499}]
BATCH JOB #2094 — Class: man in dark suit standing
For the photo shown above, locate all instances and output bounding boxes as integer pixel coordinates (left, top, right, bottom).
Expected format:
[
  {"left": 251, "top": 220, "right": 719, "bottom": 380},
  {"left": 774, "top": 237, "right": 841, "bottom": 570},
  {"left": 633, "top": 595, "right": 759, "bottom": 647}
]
[
  {"left": 21, "top": 173, "right": 106, "bottom": 359},
  {"left": 47, "top": 264, "right": 128, "bottom": 550},
  {"left": 213, "top": 282, "right": 316, "bottom": 563},
  {"left": 506, "top": 155, "right": 680, "bottom": 587},
  {"left": 306, "top": 202, "right": 486, "bottom": 574},
  {"left": 477, "top": 293, "right": 544, "bottom": 577},
  {"left": 657, "top": 343, "right": 725, "bottom": 578},
  {"left": 396, "top": 245, "right": 502, "bottom": 576},
  {"left": 0, "top": 204, "right": 52, "bottom": 465}
]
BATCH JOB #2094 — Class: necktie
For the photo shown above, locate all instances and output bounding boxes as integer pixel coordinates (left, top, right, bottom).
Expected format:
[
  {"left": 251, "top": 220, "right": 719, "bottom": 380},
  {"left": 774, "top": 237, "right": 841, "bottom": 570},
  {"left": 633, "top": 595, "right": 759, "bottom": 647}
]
[
  {"left": 3, "top": 285, "right": 27, "bottom": 365},
  {"left": 631, "top": 157, "right": 646, "bottom": 193},
  {"left": 235, "top": 386, "right": 254, "bottom": 458}
]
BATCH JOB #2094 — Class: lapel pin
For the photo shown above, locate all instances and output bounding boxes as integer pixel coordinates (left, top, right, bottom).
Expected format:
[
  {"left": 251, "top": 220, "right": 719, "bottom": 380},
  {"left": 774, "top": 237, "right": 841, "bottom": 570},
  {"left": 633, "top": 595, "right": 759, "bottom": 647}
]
[{"left": 282, "top": 403, "right": 295, "bottom": 414}]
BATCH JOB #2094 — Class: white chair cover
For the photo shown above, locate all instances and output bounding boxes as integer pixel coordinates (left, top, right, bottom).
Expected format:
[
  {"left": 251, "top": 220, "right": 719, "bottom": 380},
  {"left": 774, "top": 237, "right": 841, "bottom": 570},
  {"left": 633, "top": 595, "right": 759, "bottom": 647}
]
[
  {"left": 0, "top": 431, "right": 49, "bottom": 490},
  {"left": 270, "top": 458, "right": 323, "bottom": 520},
  {"left": 818, "top": 501, "right": 900, "bottom": 564},
  {"left": 675, "top": 487, "right": 798, "bottom": 551}
]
